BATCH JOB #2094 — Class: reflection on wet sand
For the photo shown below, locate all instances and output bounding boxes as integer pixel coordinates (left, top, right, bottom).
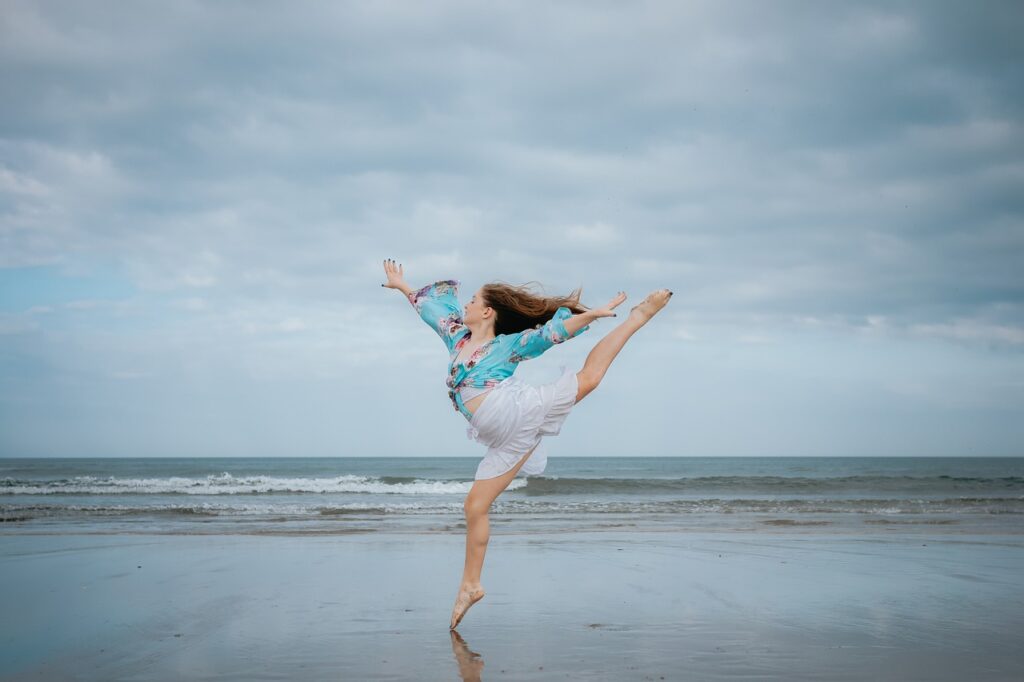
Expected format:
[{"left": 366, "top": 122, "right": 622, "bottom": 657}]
[{"left": 450, "top": 630, "right": 484, "bottom": 681}]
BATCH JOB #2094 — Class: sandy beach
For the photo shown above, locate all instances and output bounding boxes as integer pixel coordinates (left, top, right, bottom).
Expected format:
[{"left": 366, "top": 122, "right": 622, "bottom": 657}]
[{"left": 2, "top": 528, "right": 1022, "bottom": 681}]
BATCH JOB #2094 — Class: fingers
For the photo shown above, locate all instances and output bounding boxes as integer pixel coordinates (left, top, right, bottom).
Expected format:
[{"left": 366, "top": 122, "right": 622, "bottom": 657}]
[{"left": 382, "top": 258, "right": 403, "bottom": 288}]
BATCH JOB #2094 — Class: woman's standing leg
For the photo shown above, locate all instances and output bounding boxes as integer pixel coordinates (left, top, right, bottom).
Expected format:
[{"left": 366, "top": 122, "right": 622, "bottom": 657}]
[
  {"left": 451, "top": 441, "right": 540, "bottom": 629},
  {"left": 576, "top": 288, "right": 672, "bottom": 403}
]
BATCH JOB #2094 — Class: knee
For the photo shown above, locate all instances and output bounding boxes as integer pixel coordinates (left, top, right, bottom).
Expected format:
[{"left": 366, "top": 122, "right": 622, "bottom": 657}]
[
  {"left": 575, "top": 369, "right": 601, "bottom": 403},
  {"left": 464, "top": 496, "right": 490, "bottom": 519}
]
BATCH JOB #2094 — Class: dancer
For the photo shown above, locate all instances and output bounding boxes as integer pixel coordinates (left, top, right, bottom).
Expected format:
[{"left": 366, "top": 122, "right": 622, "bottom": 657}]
[{"left": 381, "top": 258, "right": 672, "bottom": 629}]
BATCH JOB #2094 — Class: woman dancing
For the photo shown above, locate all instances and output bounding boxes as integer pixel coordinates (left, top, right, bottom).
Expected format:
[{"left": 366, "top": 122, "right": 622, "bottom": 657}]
[{"left": 381, "top": 258, "right": 672, "bottom": 629}]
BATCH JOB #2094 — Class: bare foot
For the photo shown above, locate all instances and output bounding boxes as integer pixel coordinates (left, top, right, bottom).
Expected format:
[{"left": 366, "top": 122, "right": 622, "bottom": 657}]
[
  {"left": 627, "top": 288, "right": 673, "bottom": 325},
  {"left": 450, "top": 584, "right": 486, "bottom": 630}
]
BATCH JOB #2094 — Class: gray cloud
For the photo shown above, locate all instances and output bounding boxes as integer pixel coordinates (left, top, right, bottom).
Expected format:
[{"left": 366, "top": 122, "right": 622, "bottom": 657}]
[{"left": 1, "top": 0, "right": 1021, "bottom": 456}]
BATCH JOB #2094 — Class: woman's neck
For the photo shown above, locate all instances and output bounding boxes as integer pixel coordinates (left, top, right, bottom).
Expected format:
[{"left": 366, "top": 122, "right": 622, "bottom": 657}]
[{"left": 465, "top": 321, "right": 496, "bottom": 344}]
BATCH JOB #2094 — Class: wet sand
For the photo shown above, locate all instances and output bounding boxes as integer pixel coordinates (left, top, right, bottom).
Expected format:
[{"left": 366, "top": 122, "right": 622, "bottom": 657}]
[{"left": 2, "top": 530, "right": 1022, "bottom": 680}]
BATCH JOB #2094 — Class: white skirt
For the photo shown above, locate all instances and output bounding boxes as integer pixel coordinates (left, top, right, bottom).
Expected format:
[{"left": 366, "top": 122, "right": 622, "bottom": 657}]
[{"left": 465, "top": 365, "right": 580, "bottom": 480}]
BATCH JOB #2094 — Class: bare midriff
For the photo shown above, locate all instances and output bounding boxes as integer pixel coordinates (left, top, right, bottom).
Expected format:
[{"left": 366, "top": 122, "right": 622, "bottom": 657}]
[
  {"left": 462, "top": 391, "right": 490, "bottom": 417},
  {"left": 466, "top": 382, "right": 505, "bottom": 413}
]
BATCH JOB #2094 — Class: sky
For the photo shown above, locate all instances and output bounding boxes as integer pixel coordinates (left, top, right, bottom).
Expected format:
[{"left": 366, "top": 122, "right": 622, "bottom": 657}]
[{"left": 1, "top": 0, "right": 1022, "bottom": 458}]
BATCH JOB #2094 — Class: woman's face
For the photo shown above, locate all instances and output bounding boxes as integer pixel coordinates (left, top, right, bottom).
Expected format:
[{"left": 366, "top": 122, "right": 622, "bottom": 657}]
[{"left": 464, "top": 287, "right": 492, "bottom": 326}]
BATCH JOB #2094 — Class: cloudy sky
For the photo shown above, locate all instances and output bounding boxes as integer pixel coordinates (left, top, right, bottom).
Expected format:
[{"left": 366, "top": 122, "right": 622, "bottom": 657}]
[{"left": 1, "top": 0, "right": 1021, "bottom": 458}]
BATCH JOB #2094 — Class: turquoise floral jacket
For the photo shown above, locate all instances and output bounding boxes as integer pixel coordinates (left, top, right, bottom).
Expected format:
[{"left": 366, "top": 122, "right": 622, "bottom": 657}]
[{"left": 407, "top": 279, "right": 591, "bottom": 421}]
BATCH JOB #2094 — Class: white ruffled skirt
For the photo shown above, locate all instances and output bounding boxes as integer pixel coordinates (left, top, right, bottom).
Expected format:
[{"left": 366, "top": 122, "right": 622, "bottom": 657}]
[{"left": 465, "top": 366, "right": 580, "bottom": 480}]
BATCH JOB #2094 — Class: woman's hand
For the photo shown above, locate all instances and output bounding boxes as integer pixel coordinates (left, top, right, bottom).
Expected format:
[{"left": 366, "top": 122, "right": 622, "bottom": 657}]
[
  {"left": 563, "top": 292, "right": 626, "bottom": 335},
  {"left": 588, "top": 291, "right": 628, "bottom": 319},
  {"left": 382, "top": 258, "right": 408, "bottom": 290}
]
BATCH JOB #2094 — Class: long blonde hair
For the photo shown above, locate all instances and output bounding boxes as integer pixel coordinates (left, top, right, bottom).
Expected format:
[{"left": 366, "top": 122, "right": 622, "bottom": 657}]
[{"left": 482, "top": 281, "right": 589, "bottom": 336}]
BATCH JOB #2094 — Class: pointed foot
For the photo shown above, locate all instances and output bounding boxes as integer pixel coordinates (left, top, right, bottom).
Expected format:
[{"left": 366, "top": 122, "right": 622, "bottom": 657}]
[
  {"left": 449, "top": 585, "right": 486, "bottom": 630},
  {"left": 627, "top": 288, "right": 672, "bottom": 325}
]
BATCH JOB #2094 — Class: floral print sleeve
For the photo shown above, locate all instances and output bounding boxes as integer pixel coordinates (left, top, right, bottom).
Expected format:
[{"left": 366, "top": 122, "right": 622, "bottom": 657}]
[
  {"left": 509, "top": 306, "right": 590, "bottom": 363},
  {"left": 407, "top": 279, "right": 467, "bottom": 353}
]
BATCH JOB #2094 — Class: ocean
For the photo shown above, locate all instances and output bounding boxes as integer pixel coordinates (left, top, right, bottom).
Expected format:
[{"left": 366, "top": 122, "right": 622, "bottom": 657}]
[{"left": 2, "top": 456, "right": 1022, "bottom": 536}]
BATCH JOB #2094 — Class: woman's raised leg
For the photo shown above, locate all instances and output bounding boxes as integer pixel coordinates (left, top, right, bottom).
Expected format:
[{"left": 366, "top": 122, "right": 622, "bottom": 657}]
[
  {"left": 451, "top": 441, "right": 540, "bottom": 629},
  {"left": 576, "top": 288, "right": 672, "bottom": 403}
]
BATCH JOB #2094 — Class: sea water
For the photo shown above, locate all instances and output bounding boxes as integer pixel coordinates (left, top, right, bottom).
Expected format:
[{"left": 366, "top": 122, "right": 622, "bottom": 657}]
[{"left": 2, "top": 456, "right": 1022, "bottom": 536}]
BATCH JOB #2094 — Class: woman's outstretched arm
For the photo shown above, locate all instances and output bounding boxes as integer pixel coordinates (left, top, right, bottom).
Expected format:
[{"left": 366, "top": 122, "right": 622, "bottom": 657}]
[
  {"left": 382, "top": 258, "right": 467, "bottom": 351},
  {"left": 510, "top": 291, "right": 626, "bottom": 362}
]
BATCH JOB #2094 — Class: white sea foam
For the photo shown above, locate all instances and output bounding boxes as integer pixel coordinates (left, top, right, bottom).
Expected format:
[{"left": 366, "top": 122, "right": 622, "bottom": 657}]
[{"left": 0, "top": 473, "right": 528, "bottom": 496}]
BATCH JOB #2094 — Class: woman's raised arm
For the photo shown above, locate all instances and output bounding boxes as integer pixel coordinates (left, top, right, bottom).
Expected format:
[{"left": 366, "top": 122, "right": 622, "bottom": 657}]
[
  {"left": 510, "top": 291, "right": 626, "bottom": 363},
  {"left": 383, "top": 259, "right": 466, "bottom": 351}
]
